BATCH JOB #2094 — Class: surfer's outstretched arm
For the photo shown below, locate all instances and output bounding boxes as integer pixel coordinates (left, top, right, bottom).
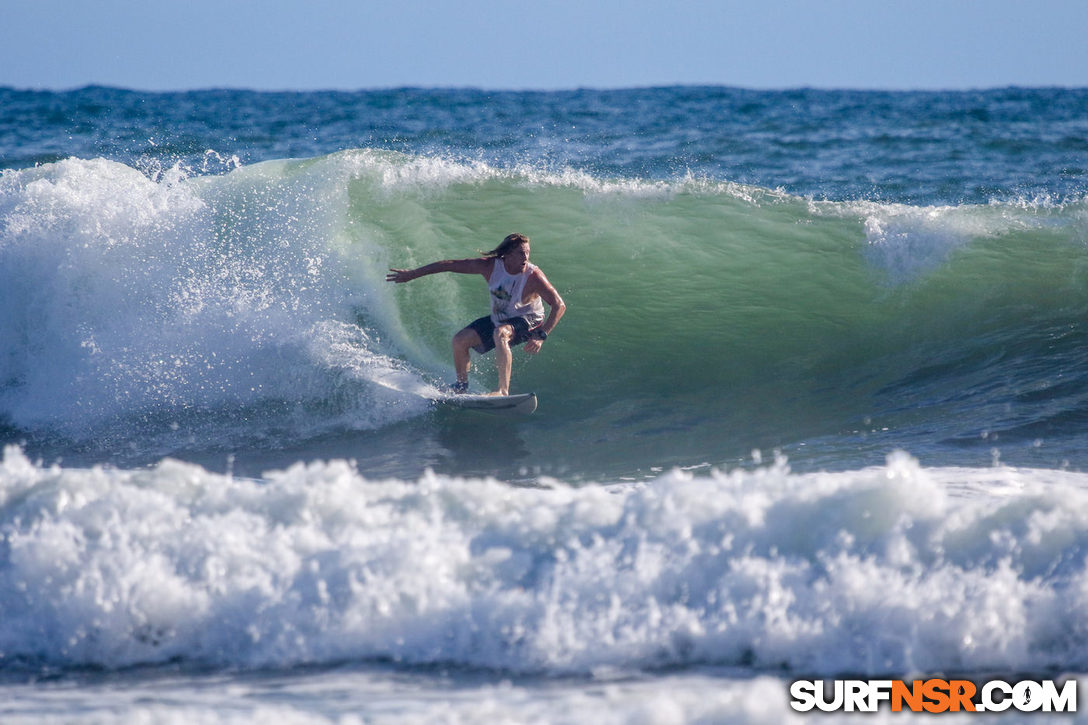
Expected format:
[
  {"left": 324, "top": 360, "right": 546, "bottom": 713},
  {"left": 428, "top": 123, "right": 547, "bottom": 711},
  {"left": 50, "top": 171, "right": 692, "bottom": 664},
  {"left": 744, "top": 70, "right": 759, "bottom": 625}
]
[{"left": 386, "top": 258, "right": 490, "bottom": 283}]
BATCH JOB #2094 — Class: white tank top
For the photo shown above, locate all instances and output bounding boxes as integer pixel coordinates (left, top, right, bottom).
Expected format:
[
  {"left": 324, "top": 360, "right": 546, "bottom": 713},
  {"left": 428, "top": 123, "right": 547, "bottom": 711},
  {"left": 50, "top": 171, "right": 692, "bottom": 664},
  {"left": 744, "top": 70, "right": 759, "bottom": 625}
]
[{"left": 488, "top": 258, "right": 545, "bottom": 326}]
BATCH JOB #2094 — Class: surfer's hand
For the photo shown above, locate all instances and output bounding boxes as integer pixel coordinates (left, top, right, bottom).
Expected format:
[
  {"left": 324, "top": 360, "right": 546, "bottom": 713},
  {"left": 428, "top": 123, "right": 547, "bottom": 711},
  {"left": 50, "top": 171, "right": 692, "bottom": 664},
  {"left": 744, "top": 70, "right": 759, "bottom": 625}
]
[
  {"left": 524, "top": 338, "right": 543, "bottom": 354},
  {"left": 386, "top": 268, "right": 415, "bottom": 283}
]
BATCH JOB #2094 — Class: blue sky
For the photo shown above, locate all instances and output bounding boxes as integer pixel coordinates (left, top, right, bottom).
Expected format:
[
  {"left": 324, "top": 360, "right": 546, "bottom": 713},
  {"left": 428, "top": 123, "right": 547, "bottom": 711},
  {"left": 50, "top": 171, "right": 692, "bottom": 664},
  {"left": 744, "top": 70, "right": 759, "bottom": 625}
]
[{"left": 3, "top": 0, "right": 1087, "bottom": 91}]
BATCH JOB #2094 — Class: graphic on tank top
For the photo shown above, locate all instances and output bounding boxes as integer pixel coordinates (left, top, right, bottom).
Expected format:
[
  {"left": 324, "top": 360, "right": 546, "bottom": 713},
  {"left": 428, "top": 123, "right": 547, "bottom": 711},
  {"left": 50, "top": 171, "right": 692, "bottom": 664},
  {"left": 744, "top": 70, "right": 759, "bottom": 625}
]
[{"left": 488, "top": 259, "right": 545, "bottom": 326}]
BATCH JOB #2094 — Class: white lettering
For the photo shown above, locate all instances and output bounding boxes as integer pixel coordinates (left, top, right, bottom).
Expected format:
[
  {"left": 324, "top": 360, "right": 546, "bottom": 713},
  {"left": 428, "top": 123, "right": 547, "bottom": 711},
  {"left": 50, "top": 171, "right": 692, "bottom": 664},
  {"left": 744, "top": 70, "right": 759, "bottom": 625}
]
[
  {"left": 816, "top": 680, "right": 844, "bottom": 712},
  {"left": 867, "top": 680, "right": 893, "bottom": 711},
  {"left": 982, "top": 680, "right": 1013, "bottom": 712},
  {"left": 788, "top": 677, "right": 1076, "bottom": 713},
  {"left": 845, "top": 680, "right": 868, "bottom": 712},
  {"left": 1014, "top": 681, "right": 1043, "bottom": 712},
  {"left": 789, "top": 680, "right": 816, "bottom": 712},
  {"left": 1042, "top": 680, "right": 1077, "bottom": 713}
]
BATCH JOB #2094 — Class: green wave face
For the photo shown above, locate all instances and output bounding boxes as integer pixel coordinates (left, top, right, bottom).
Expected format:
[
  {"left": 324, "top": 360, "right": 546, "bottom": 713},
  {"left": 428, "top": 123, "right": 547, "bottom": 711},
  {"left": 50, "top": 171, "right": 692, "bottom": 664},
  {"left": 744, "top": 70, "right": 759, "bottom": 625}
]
[{"left": 341, "top": 152, "right": 1088, "bottom": 471}]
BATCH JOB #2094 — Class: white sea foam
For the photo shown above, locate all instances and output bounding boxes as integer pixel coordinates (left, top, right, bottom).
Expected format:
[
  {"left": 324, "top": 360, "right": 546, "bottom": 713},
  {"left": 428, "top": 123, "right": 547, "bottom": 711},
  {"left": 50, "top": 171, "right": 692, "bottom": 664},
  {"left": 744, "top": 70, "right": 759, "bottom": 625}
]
[
  {"left": 815, "top": 197, "right": 1081, "bottom": 284},
  {"left": 2, "top": 445, "right": 1087, "bottom": 676},
  {"left": 0, "top": 157, "right": 433, "bottom": 445},
  {"left": 336, "top": 147, "right": 784, "bottom": 203}
]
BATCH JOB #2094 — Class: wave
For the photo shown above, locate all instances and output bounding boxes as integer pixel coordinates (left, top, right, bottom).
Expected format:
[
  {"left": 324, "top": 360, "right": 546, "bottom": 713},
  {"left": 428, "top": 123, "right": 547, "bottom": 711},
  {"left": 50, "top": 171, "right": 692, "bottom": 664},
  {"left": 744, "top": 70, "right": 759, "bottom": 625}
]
[
  {"left": 2, "top": 152, "right": 1088, "bottom": 471},
  {"left": 2, "top": 445, "right": 1088, "bottom": 676},
  {"left": 0, "top": 154, "right": 435, "bottom": 455}
]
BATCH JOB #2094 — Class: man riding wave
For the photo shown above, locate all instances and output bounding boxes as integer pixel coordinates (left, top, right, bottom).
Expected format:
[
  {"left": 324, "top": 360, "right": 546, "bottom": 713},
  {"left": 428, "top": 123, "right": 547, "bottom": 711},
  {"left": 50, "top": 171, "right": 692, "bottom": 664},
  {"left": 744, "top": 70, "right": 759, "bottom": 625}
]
[{"left": 386, "top": 233, "right": 566, "bottom": 395}]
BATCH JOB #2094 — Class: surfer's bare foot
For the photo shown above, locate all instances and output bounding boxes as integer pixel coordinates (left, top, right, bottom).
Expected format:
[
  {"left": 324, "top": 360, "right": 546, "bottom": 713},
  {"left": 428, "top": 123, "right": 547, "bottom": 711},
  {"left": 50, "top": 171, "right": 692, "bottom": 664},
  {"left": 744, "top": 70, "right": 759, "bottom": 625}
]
[{"left": 487, "top": 390, "right": 509, "bottom": 396}]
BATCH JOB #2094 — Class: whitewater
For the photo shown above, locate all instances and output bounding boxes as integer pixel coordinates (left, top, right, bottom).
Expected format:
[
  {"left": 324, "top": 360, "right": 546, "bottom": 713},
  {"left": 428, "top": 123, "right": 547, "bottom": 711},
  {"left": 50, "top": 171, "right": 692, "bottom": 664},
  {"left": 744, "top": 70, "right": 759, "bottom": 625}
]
[{"left": 3, "top": 85, "right": 1088, "bottom": 721}]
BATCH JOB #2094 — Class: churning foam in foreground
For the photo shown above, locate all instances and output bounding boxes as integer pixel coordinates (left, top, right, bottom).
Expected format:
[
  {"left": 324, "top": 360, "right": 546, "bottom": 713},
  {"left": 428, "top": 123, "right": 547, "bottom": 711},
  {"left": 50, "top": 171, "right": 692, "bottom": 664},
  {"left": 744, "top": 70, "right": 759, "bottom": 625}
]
[{"left": 2, "top": 444, "right": 1088, "bottom": 676}]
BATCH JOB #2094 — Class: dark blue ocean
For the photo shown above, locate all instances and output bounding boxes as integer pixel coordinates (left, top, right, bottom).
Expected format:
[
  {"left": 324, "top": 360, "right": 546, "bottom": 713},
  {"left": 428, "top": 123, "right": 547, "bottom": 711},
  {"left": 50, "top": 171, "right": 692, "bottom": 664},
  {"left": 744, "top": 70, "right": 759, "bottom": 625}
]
[{"left": 3, "top": 86, "right": 1088, "bottom": 722}]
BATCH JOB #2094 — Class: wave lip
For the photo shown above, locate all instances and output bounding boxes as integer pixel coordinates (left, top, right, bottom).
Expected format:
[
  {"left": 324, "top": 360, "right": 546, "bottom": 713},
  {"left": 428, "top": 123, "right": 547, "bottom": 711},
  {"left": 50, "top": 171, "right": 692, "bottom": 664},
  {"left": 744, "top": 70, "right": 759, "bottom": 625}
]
[{"left": 2, "top": 446, "right": 1087, "bottom": 676}]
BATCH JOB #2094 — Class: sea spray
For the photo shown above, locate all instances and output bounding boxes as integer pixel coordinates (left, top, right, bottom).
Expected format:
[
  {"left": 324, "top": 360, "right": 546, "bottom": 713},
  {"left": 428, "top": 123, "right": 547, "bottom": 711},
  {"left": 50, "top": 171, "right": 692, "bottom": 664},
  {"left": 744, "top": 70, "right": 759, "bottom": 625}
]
[{"left": 0, "top": 156, "right": 433, "bottom": 452}]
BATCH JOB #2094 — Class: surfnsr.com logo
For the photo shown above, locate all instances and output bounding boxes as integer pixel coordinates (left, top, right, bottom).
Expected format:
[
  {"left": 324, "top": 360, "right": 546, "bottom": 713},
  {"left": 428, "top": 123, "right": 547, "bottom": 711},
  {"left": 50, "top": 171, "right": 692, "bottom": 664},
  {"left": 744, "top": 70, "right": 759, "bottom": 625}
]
[{"left": 789, "top": 679, "right": 1077, "bottom": 714}]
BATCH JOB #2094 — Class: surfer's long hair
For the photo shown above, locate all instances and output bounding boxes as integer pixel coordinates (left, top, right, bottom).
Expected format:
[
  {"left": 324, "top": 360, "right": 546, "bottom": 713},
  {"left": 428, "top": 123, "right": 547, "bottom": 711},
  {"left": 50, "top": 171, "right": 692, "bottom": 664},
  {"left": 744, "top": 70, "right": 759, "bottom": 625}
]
[{"left": 483, "top": 233, "right": 529, "bottom": 259}]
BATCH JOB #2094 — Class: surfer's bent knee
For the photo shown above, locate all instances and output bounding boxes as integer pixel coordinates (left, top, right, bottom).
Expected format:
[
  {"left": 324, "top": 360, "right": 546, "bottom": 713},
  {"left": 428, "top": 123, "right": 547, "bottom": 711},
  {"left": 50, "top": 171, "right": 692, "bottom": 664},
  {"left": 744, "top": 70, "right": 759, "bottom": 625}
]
[{"left": 453, "top": 327, "right": 479, "bottom": 350}]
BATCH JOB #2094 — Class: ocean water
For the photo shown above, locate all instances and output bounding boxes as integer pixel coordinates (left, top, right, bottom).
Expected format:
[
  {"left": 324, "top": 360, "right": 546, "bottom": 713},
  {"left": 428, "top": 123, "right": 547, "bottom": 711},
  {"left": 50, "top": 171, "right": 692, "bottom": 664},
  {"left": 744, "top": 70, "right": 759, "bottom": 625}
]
[{"left": 3, "top": 85, "right": 1088, "bottom": 722}]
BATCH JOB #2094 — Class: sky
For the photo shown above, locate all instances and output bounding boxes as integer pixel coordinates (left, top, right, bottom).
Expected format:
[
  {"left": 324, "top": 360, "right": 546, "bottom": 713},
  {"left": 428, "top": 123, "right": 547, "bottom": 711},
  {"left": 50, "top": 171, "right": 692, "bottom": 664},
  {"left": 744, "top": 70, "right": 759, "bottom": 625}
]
[{"left": 3, "top": 0, "right": 1087, "bottom": 92}]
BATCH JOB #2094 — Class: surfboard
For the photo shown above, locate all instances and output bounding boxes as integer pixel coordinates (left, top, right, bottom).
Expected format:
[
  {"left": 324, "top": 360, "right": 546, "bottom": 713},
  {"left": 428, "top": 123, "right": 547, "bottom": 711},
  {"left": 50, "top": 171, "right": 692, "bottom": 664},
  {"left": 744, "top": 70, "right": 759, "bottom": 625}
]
[{"left": 436, "top": 392, "right": 538, "bottom": 416}]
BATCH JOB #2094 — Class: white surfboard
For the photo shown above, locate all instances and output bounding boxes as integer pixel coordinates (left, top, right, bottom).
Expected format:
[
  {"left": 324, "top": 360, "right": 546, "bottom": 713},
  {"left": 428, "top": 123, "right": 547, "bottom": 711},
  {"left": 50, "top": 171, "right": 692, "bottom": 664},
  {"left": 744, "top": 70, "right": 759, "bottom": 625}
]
[{"left": 436, "top": 392, "right": 538, "bottom": 416}]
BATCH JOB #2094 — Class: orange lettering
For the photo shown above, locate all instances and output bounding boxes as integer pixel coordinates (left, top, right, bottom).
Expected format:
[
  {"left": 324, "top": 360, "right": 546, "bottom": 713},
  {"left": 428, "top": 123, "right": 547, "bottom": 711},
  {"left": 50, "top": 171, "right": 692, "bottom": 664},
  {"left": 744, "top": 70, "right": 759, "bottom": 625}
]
[
  {"left": 949, "top": 680, "right": 977, "bottom": 712},
  {"left": 922, "top": 679, "right": 951, "bottom": 713},
  {"left": 892, "top": 680, "right": 923, "bottom": 712}
]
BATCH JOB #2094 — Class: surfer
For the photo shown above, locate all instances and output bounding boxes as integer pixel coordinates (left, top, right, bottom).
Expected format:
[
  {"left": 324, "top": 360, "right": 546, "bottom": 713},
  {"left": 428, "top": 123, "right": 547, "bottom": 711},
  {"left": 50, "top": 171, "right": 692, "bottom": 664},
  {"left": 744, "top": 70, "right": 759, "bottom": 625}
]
[{"left": 386, "top": 233, "right": 566, "bottom": 396}]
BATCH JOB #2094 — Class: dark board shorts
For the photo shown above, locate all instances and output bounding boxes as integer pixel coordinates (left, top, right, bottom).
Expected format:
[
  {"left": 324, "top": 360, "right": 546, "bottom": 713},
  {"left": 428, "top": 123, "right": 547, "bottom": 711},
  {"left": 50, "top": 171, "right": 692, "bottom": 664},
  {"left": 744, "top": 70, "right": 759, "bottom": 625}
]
[{"left": 465, "top": 315, "right": 535, "bottom": 353}]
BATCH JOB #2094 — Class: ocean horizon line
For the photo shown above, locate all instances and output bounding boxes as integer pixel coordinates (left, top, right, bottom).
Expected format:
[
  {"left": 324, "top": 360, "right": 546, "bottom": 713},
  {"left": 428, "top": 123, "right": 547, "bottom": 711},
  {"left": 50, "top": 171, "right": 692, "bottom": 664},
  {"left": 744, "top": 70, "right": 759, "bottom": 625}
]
[{"left": 3, "top": 81, "right": 1086, "bottom": 96}]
